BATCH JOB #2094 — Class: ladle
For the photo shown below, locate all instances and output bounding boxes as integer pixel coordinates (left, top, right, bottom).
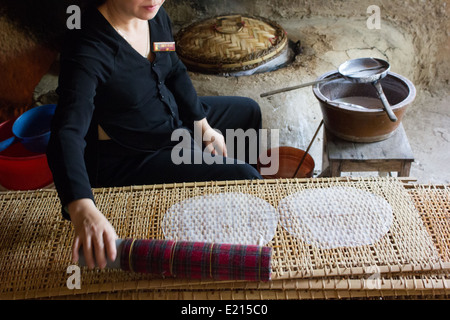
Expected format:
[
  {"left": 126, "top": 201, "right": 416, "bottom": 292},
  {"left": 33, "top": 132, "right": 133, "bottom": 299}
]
[{"left": 260, "top": 58, "right": 398, "bottom": 122}]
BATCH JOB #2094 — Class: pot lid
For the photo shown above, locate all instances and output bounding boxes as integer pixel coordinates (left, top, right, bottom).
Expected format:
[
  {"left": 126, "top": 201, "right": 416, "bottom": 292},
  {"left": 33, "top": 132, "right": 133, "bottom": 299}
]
[{"left": 175, "top": 14, "right": 288, "bottom": 74}]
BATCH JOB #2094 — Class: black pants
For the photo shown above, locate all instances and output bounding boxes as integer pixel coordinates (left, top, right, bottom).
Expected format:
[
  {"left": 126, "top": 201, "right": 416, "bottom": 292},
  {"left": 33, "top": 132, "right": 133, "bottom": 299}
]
[{"left": 94, "top": 96, "right": 263, "bottom": 187}]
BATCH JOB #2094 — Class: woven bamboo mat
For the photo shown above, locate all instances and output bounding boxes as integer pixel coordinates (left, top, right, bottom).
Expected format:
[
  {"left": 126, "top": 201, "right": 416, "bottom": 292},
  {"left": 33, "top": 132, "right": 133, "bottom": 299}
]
[
  {"left": 53, "top": 285, "right": 450, "bottom": 301},
  {"left": 405, "top": 184, "right": 450, "bottom": 263},
  {"left": 0, "top": 177, "right": 449, "bottom": 300},
  {"left": 54, "top": 285, "right": 450, "bottom": 301}
]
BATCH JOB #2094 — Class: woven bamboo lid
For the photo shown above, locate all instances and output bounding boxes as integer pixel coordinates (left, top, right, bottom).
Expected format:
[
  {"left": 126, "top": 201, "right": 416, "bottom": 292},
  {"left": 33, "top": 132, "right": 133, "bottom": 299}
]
[{"left": 175, "top": 14, "right": 288, "bottom": 74}]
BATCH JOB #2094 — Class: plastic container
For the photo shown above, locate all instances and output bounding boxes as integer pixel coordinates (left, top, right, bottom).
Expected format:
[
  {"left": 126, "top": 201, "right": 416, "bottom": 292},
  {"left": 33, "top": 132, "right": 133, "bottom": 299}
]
[
  {"left": 0, "top": 104, "right": 56, "bottom": 153},
  {"left": 0, "top": 118, "right": 53, "bottom": 190},
  {"left": 258, "top": 146, "right": 315, "bottom": 179}
]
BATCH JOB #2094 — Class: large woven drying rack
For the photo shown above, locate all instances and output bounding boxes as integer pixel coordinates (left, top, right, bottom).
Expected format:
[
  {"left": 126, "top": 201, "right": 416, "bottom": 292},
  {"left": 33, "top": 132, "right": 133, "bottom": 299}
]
[{"left": 0, "top": 177, "right": 449, "bottom": 300}]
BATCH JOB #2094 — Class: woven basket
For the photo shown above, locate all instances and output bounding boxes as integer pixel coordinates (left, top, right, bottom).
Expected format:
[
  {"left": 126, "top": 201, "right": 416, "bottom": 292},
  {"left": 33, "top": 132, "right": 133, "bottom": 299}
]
[{"left": 175, "top": 14, "right": 288, "bottom": 74}]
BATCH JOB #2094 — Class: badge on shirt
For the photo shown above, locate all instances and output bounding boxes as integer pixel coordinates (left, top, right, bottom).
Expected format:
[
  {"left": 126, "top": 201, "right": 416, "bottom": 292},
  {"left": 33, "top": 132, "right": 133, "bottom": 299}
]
[{"left": 153, "top": 42, "right": 176, "bottom": 52}]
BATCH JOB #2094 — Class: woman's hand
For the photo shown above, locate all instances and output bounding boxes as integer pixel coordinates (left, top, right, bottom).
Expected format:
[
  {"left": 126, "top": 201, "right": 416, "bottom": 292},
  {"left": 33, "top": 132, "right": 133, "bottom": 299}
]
[
  {"left": 68, "top": 198, "right": 118, "bottom": 269},
  {"left": 195, "top": 118, "right": 228, "bottom": 157},
  {"left": 203, "top": 127, "right": 228, "bottom": 157}
]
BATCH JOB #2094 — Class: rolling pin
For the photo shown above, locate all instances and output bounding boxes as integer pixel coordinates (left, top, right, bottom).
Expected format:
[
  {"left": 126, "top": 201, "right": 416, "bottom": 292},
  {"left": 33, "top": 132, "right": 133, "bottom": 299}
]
[{"left": 78, "top": 238, "right": 272, "bottom": 282}]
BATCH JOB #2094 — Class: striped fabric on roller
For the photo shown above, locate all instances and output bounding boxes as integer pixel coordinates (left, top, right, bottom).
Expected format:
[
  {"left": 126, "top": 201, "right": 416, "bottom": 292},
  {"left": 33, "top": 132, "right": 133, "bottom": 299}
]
[{"left": 120, "top": 239, "right": 272, "bottom": 282}]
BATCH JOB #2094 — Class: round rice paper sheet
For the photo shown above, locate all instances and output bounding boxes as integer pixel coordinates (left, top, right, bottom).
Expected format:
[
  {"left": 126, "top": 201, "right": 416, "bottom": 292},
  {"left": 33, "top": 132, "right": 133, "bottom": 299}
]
[
  {"left": 278, "top": 187, "right": 393, "bottom": 249},
  {"left": 162, "top": 192, "right": 278, "bottom": 246}
]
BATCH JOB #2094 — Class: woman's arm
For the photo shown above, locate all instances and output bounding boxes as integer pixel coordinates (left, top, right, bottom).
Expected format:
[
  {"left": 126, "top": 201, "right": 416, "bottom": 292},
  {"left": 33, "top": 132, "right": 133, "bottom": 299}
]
[{"left": 47, "top": 28, "right": 117, "bottom": 269}]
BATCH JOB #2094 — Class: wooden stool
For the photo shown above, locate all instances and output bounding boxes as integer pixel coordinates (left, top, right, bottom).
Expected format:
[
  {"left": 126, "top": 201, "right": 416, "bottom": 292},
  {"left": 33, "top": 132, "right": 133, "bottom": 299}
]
[{"left": 320, "top": 124, "right": 415, "bottom": 178}]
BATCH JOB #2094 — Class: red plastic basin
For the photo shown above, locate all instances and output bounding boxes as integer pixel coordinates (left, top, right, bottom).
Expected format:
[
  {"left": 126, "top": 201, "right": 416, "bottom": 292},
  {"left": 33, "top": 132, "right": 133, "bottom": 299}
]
[{"left": 0, "top": 118, "right": 53, "bottom": 190}]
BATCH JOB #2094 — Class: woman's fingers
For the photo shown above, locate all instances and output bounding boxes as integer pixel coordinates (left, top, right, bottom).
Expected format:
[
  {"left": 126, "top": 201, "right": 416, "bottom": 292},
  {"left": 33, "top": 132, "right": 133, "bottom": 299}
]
[
  {"left": 213, "top": 137, "right": 227, "bottom": 157},
  {"left": 103, "top": 229, "right": 118, "bottom": 263},
  {"left": 204, "top": 130, "right": 227, "bottom": 157},
  {"left": 68, "top": 199, "right": 118, "bottom": 270},
  {"left": 81, "top": 235, "right": 95, "bottom": 269},
  {"left": 93, "top": 232, "right": 107, "bottom": 269},
  {"left": 72, "top": 236, "right": 81, "bottom": 264},
  {"left": 204, "top": 140, "right": 216, "bottom": 155},
  {"left": 219, "top": 139, "right": 228, "bottom": 157},
  {"left": 74, "top": 232, "right": 117, "bottom": 270}
]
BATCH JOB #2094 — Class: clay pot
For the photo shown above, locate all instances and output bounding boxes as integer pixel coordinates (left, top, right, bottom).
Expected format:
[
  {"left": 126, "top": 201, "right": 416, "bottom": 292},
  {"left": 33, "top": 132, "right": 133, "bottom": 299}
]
[
  {"left": 313, "top": 71, "right": 416, "bottom": 142},
  {"left": 257, "top": 146, "right": 315, "bottom": 179}
]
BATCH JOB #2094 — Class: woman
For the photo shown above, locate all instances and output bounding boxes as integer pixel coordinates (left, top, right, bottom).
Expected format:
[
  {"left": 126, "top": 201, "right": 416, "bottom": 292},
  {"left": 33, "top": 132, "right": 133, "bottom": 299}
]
[{"left": 47, "top": 0, "right": 263, "bottom": 270}]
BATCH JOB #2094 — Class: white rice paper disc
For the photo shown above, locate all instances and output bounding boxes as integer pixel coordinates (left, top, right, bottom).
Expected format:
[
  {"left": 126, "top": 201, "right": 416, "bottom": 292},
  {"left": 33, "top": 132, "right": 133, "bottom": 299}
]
[
  {"left": 278, "top": 187, "right": 393, "bottom": 249},
  {"left": 162, "top": 193, "right": 279, "bottom": 246}
]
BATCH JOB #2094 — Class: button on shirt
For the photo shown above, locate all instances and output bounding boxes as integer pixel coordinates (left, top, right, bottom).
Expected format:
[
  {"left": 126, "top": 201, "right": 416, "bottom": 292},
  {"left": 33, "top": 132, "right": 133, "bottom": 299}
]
[{"left": 47, "top": 7, "right": 207, "bottom": 218}]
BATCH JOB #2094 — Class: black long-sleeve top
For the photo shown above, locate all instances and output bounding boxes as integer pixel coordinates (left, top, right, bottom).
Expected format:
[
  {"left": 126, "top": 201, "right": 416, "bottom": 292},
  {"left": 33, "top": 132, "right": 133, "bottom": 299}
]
[{"left": 47, "top": 7, "right": 207, "bottom": 219}]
